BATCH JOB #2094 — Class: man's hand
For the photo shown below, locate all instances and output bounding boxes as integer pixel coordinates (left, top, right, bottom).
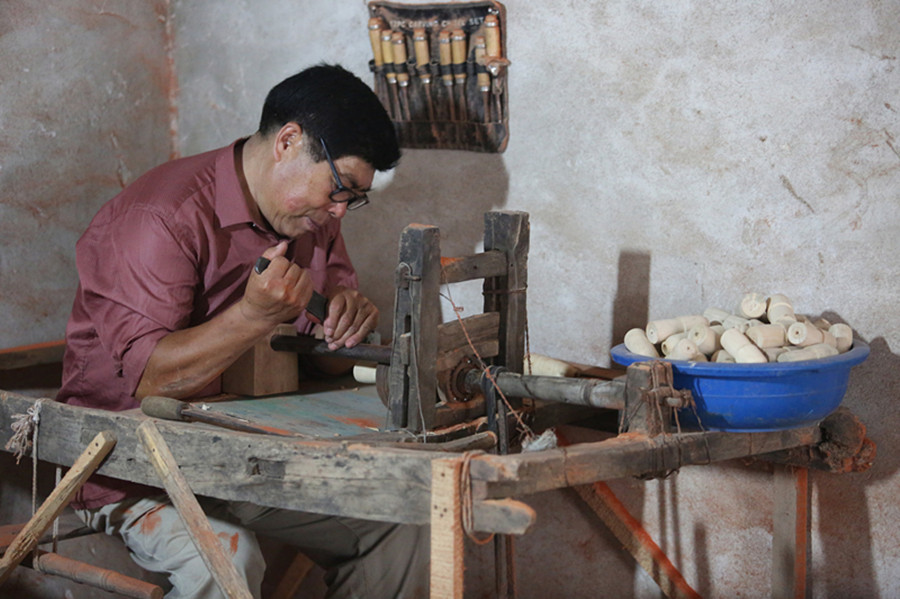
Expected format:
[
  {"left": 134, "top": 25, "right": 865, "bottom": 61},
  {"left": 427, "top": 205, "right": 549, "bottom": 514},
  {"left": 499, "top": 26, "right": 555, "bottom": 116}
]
[
  {"left": 240, "top": 241, "right": 313, "bottom": 326},
  {"left": 322, "top": 286, "right": 379, "bottom": 350}
]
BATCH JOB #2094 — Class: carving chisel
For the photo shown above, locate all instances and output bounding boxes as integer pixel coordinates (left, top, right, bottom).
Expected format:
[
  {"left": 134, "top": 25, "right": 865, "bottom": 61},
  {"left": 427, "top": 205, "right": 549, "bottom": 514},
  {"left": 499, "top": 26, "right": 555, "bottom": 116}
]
[
  {"left": 380, "top": 30, "right": 402, "bottom": 120},
  {"left": 254, "top": 256, "right": 327, "bottom": 324},
  {"left": 484, "top": 14, "right": 503, "bottom": 122},
  {"left": 367, "top": 17, "right": 389, "bottom": 112},
  {"left": 391, "top": 31, "right": 412, "bottom": 121},
  {"left": 438, "top": 30, "right": 456, "bottom": 121},
  {"left": 451, "top": 29, "right": 469, "bottom": 122},
  {"left": 141, "top": 395, "right": 306, "bottom": 437},
  {"left": 473, "top": 35, "right": 490, "bottom": 123},
  {"left": 413, "top": 27, "right": 436, "bottom": 122}
]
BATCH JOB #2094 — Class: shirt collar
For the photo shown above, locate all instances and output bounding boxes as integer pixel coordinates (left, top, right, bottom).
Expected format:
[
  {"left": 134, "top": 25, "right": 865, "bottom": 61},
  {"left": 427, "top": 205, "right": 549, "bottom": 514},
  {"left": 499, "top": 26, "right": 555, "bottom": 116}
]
[{"left": 215, "top": 138, "right": 271, "bottom": 231}]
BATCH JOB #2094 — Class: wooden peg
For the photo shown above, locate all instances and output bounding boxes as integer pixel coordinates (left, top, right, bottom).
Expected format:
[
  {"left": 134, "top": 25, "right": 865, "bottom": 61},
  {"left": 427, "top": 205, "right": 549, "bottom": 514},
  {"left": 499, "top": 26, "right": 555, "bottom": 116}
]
[
  {"left": 689, "top": 324, "right": 721, "bottom": 356},
  {"left": 746, "top": 324, "right": 786, "bottom": 349},
  {"left": 737, "top": 292, "right": 768, "bottom": 319},
  {"left": 777, "top": 343, "right": 839, "bottom": 362},
  {"left": 787, "top": 322, "right": 825, "bottom": 347},
  {"left": 668, "top": 338, "right": 701, "bottom": 361},
  {"left": 702, "top": 307, "right": 731, "bottom": 325},
  {"left": 829, "top": 323, "right": 854, "bottom": 353},
  {"left": 720, "top": 329, "right": 767, "bottom": 363},
  {"left": 624, "top": 328, "right": 659, "bottom": 358},
  {"left": 712, "top": 349, "right": 735, "bottom": 363},
  {"left": 661, "top": 332, "right": 687, "bottom": 356},
  {"left": 766, "top": 294, "right": 795, "bottom": 324},
  {"left": 646, "top": 315, "right": 707, "bottom": 344}
]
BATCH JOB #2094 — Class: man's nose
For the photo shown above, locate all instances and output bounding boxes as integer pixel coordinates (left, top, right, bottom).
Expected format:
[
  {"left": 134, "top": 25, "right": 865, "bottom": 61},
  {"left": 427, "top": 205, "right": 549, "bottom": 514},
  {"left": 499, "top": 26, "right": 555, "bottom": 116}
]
[{"left": 327, "top": 201, "right": 348, "bottom": 219}]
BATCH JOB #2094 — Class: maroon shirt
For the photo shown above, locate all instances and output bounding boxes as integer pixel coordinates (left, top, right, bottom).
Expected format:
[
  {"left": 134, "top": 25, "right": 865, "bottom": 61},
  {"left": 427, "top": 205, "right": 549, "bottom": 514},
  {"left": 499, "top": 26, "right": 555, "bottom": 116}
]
[{"left": 58, "top": 140, "right": 358, "bottom": 508}]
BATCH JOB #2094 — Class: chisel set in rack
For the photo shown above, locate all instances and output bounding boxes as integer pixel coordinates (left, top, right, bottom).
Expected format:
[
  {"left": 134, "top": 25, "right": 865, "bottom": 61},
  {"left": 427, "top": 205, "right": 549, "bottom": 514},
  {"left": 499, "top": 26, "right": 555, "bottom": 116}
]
[{"left": 367, "top": 1, "right": 509, "bottom": 153}]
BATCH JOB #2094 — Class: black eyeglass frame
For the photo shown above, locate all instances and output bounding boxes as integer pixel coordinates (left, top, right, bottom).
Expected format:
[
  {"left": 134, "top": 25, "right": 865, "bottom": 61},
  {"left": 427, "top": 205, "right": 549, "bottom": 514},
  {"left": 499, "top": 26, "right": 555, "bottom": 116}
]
[{"left": 319, "top": 137, "right": 369, "bottom": 211}]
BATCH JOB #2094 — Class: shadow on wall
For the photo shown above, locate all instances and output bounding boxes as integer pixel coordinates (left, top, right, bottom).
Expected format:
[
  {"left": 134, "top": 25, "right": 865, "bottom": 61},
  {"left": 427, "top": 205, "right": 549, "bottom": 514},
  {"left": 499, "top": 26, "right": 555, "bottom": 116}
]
[{"left": 341, "top": 148, "right": 510, "bottom": 337}]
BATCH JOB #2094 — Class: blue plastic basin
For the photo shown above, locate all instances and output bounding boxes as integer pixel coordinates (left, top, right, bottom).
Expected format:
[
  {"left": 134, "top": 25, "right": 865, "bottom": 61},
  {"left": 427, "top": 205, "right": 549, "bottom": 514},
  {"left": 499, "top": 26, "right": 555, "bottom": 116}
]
[{"left": 610, "top": 340, "right": 870, "bottom": 432}]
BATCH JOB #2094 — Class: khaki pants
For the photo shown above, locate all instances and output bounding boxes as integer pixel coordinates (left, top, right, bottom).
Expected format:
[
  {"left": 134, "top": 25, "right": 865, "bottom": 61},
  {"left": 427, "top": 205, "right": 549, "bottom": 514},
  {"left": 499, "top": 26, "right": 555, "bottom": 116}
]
[{"left": 76, "top": 495, "right": 429, "bottom": 599}]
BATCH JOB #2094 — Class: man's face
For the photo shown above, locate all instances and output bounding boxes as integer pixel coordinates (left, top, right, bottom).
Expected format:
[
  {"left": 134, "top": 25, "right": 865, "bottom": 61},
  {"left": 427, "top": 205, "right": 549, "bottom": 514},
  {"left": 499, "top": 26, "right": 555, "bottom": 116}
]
[{"left": 261, "top": 135, "right": 375, "bottom": 239}]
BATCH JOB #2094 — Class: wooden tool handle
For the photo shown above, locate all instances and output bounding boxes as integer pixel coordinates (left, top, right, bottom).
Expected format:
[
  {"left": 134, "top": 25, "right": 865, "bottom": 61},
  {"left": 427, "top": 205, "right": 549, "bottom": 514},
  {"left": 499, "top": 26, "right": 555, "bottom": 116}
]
[
  {"left": 35, "top": 551, "right": 163, "bottom": 599},
  {"left": 438, "top": 29, "right": 453, "bottom": 84},
  {"left": 367, "top": 18, "right": 384, "bottom": 66},
  {"left": 451, "top": 28, "right": 467, "bottom": 80},
  {"left": 137, "top": 421, "right": 253, "bottom": 599},
  {"left": 392, "top": 31, "right": 409, "bottom": 84},
  {"left": 413, "top": 27, "right": 430, "bottom": 68},
  {"left": 141, "top": 395, "right": 187, "bottom": 421},
  {"left": 0, "top": 430, "right": 117, "bottom": 585},
  {"left": 380, "top": 31, "right": 396, "bottom": 82},
  {"left": 484, "top": 14, "right": 501, "bottom": 58}
]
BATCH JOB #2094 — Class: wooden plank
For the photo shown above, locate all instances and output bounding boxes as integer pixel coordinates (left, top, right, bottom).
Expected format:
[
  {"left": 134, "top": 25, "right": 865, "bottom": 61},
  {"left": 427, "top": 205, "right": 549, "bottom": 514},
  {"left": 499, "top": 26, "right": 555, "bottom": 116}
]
[
  {"left": 469, "top": 427, "right": 822, "bottom": 499},
  {"left": 430, "top": 458, "right": 464, "bottom": 599},
  {"left": 0, "top": 391, "right": 438, "bottom": 525},
  {"left": 0, "top": 339, "right": 66, "bottom": 370},
  {"left": 482, "top": 212, "right": 529, "bottom": 376},
  {"left": 440, "top": 251, "right": 507, "bottom": 284},
  {"left": 772, "top": 466, "right": 808, "bottom": 599},
  {"left": 137, "top": 420, "right": 253, "bottom": 599},
  {"left": 573, "top": 482, "right": 701, "bottom": 599},
  {"left": 0, "top": 430, "right": 116, "bottom": 585},
  {"left": 33, "top": 551, "right": 164, "bottom": 599}
]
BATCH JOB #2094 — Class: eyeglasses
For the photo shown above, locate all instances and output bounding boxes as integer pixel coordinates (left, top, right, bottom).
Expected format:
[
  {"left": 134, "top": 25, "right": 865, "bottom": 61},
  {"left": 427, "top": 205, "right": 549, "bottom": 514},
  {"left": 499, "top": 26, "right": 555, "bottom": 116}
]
[{"left": 320, "top": 137, "right": 369, "bottom": 210}]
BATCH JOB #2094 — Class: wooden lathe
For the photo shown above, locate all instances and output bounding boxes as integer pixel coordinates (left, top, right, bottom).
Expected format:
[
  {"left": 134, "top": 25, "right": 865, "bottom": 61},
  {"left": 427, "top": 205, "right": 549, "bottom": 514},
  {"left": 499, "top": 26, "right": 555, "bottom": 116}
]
[{"left": 0, "top": 211, "right": 873, "bottom": 598}]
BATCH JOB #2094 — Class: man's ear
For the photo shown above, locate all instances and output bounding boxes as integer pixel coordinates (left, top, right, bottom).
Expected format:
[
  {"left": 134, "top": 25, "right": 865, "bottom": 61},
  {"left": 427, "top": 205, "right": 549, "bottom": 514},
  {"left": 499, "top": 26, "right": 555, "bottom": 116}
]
[{"left": 273, "top": 122, "right": 303, "bottom": 161}]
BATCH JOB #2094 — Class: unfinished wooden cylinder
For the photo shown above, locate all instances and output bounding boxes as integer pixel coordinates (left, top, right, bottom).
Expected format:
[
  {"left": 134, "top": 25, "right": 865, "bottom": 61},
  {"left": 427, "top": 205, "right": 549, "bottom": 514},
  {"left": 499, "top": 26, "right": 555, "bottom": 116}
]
[
  {"left": 787, "top": 322, "right": 825, "bottom": 347},
  {"left": 661, "top": 332, "right": 687, "bottom": 356},
  {"left": 624, "top": 328, "right": 660, "bottom": 358},
  {"left": 720, "top": 328, "right": 767, "bottom": 363},
  {"left": 721, "top": 314, "right": 751, "bottom": 333},
  {"left": 646, "top": 315, "right": 707, "bottom": 344},
  {"left": 737, "top": 292, "right": 767, "bottom": 319},
  {"left": 702, "top": 307, "right": 731, "bottom": 325},
  {"left": 777, "top": 343, "right": 839, "bottom": 362},
  {"left": 762, "top": 346, "right": 788, "bottom": 362},
  {"left": 712, "top": 349, "right": 735, "bottom": 363},
  {"left": 766, "top": 294, "right": 795, "bottom": 324},
  {"left": 745, "top": 324, "right": 786, "bottom": 348},
  {"left": 668, "top": 338, "right": 701, "bottom": 361},
  {"left": 689, "top": 324, "right": 721, "bottom": 356},
  {"left": 829, "top": 323, "right": 854, "bottom": 353},
  {"left": 525, "top": 353, "right": 576, "bottom": 377}
]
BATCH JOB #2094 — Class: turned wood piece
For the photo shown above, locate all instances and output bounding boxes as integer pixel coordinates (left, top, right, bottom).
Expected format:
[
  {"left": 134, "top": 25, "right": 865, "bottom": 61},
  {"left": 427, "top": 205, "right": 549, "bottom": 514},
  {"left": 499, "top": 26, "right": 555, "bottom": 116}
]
[
  {"left": 525, "top": 353, "right": 576, "bottom": 377},
  {"left": 737, "top": 292, "right": 768, "bottom": 319},
  {"left": 763, "top": 347, "right": 789, "bottom": 362},
  {"left": 829, "top": 323, "right": 854, "bottom": 353},
  {"left": 720, "top": 329, "right": 767, "bottom": 363},
  {"left": 787, "top": 322, "right": 825, "bottom": 347},
  {"left": 689, "top": 324, "right": 721, "bottom": 356},
  {"left": 624, "top": 328, "right": 659, "bottom": 358},
  {"left": 721, "top": 314, "right": 751, "bottom": 332},
  {"left": 767, "top": 294, "right": 796, "bottom": 324},
  {"left": 702, "top": 307, "right": 731, "bottom": 325},
  {"left": 646, "top": 315, "right": 707, "bottom": 344},
  {"left": 368, "top": 18, "right": 384, "bottom": 67},
  {"left": 661, "top": 333, "right": 686, "bottom": 357},
  {"left": 777, "top": 344, "right": 839, "bottom": 362},
  {"left": 746, "top": 324, "right": 786, "bottom": 349},
  {"left": 712, "top": 349, "right": 735, "bottom": 363},
  {"left": 669, "top": 338, "right": 701, "bottom": 361}
]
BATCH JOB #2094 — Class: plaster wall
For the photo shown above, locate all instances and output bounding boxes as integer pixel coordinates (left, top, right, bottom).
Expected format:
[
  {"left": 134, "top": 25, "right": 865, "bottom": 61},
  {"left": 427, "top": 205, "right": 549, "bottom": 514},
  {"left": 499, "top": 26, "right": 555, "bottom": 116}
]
[
  {"left": 171, "top": 1, "right": 900, "bottom": 597},
  {"left": 0, "top": 1, "right": 175, "bottom": 349}
]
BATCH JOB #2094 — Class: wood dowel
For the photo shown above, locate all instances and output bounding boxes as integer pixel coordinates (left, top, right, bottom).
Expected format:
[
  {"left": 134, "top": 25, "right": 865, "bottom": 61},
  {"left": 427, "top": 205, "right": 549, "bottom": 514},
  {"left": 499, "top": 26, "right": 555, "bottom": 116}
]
[
  {"left": 137, "top": 420, "right": 253, "bottom": 599},
  {"left": 624, "top": 328, "right": 659, "bottom": 358},
  {"left": 34, "top": 551, "right": 163, "bottom": 599},
  {"left": 738, "top": 292, "right": 768, "bottom": 319},
  {"left": 0, "top": 430, "right": 116, "bottom": 585}
]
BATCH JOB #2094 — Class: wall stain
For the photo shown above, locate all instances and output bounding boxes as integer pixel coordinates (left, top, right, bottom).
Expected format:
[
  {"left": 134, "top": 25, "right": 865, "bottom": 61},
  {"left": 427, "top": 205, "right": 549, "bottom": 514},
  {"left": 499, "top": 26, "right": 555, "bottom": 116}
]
[{"left": 779, "top": 175, "right": 814, "bottom": 213}]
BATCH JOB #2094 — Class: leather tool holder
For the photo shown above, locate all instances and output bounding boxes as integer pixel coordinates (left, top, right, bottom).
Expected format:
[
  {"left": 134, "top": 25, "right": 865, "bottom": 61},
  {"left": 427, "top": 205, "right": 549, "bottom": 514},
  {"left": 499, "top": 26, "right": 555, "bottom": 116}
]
[{"left": 367, "top": 1, "right": 509, "bottom": 153}]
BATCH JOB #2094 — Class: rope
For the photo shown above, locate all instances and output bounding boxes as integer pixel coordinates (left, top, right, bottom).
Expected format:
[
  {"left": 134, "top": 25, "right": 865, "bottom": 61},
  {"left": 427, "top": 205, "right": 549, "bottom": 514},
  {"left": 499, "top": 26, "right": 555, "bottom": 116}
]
[
  {"left": 459, "top": 450, "right": 494, "bottom": 545},
  {"left": 5, "top": 397, "right": 44, "bottom": 464}
]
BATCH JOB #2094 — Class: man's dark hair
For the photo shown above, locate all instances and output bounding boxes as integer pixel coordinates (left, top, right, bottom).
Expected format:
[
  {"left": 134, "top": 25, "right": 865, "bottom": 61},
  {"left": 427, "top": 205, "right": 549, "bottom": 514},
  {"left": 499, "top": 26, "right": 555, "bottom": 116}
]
[{"left": 258, "top": 64, "right": 400, "bottom": 171}]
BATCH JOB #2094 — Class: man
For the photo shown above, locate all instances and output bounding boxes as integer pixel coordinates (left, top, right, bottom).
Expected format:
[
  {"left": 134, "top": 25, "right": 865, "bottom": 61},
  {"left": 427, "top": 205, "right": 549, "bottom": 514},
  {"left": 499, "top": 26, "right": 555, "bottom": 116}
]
[{"left": 56, "top": 64, "right": 428, "bottom": 598}]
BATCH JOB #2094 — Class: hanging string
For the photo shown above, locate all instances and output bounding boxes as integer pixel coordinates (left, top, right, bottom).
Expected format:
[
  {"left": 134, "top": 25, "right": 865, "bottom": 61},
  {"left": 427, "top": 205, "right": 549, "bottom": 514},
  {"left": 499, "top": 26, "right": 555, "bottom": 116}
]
[{"left": 459, "top": 450, "right": 494, "bottom": 545}]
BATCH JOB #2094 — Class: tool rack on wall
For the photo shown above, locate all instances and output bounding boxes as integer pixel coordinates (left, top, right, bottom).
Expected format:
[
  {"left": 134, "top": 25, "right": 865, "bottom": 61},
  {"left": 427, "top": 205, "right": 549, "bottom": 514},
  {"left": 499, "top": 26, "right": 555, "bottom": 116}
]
[{"left": 367, "top": 1, "right": 509, "bottom": 153}]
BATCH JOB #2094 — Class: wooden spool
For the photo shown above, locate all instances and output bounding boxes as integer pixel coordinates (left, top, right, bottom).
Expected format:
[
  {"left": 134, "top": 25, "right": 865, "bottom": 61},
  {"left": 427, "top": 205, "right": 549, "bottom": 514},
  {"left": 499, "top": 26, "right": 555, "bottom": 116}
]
[
  {"left": 737, "top": 292, "right": 768, "bottom": 319},
  {"left": 624, "top": 328, "right": 659, "bottom": 358},
  {"left": 720, "top": 329, "right": 767, "bottom": 363},
  {"left": 746, "top": 324, "right": 786, "bottom": 349}
]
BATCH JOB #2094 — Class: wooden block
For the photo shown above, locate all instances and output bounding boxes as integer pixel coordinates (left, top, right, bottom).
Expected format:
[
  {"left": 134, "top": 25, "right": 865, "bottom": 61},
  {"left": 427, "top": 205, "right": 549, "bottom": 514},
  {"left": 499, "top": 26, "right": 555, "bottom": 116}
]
[{"left": 222, "top": 324, "right": 299, "bottom": 397}]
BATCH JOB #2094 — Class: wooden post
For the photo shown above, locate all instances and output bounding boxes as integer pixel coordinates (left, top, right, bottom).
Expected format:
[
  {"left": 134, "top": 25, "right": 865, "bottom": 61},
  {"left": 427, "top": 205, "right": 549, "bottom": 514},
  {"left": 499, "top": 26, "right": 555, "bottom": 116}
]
[
  {"left": 0, "top": 430, "right": 116, "bottom": 585},
  {"left": 772, "top": 465, "right": 809, "bottom": 599},
  {"left": 430, "top": 458, "right": 465, "bottom": 599},
  {"left": 136, "top": 420, "right": 253, "bottom": 599},
  {"left": 387, "top": 224, "right": 441, "bottom": 431}
]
